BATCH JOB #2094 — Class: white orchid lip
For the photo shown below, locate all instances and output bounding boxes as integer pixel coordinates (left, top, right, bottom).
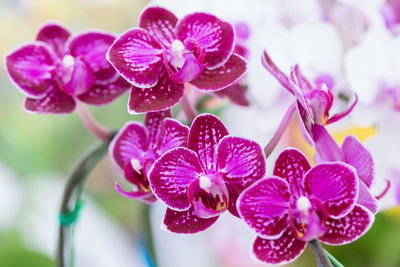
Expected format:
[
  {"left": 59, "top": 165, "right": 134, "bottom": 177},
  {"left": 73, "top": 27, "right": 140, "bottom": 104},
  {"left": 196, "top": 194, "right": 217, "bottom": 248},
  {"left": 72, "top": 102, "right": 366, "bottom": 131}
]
[
  {"left": 296, "top": 196, "right": 312, "bottom": 214},
  {"left": 199, "top": 175, "right": 212, "bottom": 192},
  {"left": 170, "top": 39, "right": 186, "bottom": 68},
  {"left": 130, "top": 158, "right": 142, "bottom": 174}
]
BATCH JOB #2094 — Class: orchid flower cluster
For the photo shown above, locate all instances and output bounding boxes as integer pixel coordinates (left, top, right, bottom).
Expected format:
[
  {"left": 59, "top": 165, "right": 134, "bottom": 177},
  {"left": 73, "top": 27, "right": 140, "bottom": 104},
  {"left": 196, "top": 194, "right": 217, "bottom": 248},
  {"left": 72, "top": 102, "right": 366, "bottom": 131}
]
[{"left": 5, "top": 5, "right": 383, "bottom": 266}]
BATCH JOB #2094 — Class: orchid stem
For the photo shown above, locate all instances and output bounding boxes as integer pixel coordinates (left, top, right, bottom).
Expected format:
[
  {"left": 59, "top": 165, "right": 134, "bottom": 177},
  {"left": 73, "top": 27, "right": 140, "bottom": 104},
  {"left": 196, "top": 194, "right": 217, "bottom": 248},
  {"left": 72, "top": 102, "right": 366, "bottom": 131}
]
[
  {"left": 263, "top": 103, "right": 296, "bottom": 158},
  {"left": 143, "top": 204, "right": 158, "bottom": 267},
  {"left": 76, "top": 101, "right": 113, "bottom": 143},
  {"left": 308, "top": 240, "right": 334, "bottom": 267},
  {"left": 181, "top": 89, "right": 198, "bottom": 124}
]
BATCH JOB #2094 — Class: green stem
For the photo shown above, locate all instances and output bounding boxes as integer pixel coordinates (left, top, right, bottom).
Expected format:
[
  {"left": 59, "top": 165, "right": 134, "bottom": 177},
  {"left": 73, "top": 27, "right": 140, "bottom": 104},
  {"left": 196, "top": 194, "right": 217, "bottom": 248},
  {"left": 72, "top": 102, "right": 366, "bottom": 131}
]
[
  {"left": 324, "top": 249, "right": 345, "bottom": 267},
  {"left": 143, "top": 204, "right": 158, "bottom": 267},
  {"left": 308, "top": 240, "right": 334, "bottom": 267}
]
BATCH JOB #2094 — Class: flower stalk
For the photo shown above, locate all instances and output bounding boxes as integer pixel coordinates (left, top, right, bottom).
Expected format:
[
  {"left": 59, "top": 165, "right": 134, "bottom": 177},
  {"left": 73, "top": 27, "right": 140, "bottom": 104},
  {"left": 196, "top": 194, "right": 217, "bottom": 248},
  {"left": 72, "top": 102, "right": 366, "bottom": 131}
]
[{"left": 308, "top": 240, "right": 334, "bottom": 267}]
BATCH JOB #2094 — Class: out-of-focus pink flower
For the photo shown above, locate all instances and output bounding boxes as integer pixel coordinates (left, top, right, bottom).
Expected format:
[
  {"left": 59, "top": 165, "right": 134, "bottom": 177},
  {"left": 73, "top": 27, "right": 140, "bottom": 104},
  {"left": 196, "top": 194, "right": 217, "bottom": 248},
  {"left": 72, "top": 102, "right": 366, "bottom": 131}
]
[{"left": 381, "top": 0, "right": 400, "bottom": 35}]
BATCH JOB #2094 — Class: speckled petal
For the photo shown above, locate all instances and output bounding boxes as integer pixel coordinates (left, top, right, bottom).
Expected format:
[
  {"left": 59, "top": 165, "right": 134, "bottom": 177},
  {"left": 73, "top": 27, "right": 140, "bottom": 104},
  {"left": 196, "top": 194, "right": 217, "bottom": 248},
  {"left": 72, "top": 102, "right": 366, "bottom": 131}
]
[
  {"left": 139, "top": 6, "right": 178, "bottom": 48},
  {"left": 188, "top": 114, "right": 229, "bottom": 172},
  {"left": 155, "top": 118, "right": 189, "bottom": 156},
  {"left": 144, "top": 109, "right": 172, "bottom": 149},
  {"left": 176, "top": 12, "right": 235, "bottom": 69},
  {"left": 238, "top": 177, "right": 290, "bottom": 239},
  {"left": 128, "top": 69, "right": 185, "bottom": 113},
  {"left": 107, "top": 28, "right": 163, "bottom": 88},
  {"left": 273, "top": 148, "right": 311, "bottom": 200},
  {"left": 115, "top": 183, "right": 156, "bottom": 204},
  {"left": 5, "top": 43, "right": 56, "bottom": 98},
  {"left": 319, "top": 205, "right": 374, "bottom": 245},
  {"left": 190, "top": 54, "right": 247, "bottom": 91},
  {"left": 24, "top": 87, "right": 75, "bottom": 114},
  {"left": 252, "top": 227, "right": 307, "bottom": 265},
  {"left": 148, "top": 147, "right": 204, "bottom": 211},
  {"left": 36, "top": 22, "right": 70, "bottom": 58},
  {"left": 163, "top": 207, "right": 218, "bottom": 234},
  {"left": 109, "top": 122, "right": 147, "bottom": 171},
  {"left": 304, "top": 162, "right": 358, "bottom": 219}
]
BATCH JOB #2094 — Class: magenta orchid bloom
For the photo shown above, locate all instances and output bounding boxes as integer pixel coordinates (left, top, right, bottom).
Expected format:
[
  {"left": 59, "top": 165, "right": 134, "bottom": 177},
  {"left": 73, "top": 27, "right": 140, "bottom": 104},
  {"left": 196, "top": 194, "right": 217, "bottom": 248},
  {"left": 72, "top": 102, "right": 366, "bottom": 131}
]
[
  {"left": 262, "top": 50, "right": 357, "bottom": 145},
  {"left": 110, "top": 110, "right": 189, "bottom": 204},
  {"left": 107, "top": 6, "right": 247, "bottom": 113},
  {"left": 5, "top": 22, "right": 130, "bottom": 114},
  {"left": 312, "top": 124, "right": 379, "bottom": 214},
  {"left": 148, "top": 113, "right": 266, "bottom": 233},
  {"left": 381, "top": 0, "right": 400, "bottom": 35},
  {"left": 238, "top": 148, "right": 374, "bottom": 265}
]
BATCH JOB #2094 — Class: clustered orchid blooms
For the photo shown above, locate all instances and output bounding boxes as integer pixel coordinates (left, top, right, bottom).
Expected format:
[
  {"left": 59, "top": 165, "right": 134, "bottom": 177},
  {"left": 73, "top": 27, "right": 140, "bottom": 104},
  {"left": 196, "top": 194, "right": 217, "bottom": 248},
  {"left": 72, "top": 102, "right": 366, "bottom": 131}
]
[{"left": 5, "top": 3, "right": 386, "bottom": 267}]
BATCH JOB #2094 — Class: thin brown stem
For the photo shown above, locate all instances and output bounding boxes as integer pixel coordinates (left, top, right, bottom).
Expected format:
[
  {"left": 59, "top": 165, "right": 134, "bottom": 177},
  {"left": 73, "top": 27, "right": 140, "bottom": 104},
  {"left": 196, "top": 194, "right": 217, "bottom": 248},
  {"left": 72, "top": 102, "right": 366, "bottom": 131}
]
[{"left": 308, "top": 239, "right": 334, "bottom": 267}]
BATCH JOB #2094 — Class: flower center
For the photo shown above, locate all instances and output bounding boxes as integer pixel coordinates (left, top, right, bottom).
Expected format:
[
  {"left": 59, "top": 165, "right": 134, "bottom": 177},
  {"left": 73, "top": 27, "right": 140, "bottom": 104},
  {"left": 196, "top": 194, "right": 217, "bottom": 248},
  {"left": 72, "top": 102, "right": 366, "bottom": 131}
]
[
  {"left": 60, "top": 55, "right": 75, "bottom": 84},
  {"left": 296, "top": 196, "right": 312, "bottom": 214},
  {"left": 131, "top": 158, "right": 142, "bottom": 174},
  {"left": 169, "top": 40, "right": 185, "bottom": 68}
]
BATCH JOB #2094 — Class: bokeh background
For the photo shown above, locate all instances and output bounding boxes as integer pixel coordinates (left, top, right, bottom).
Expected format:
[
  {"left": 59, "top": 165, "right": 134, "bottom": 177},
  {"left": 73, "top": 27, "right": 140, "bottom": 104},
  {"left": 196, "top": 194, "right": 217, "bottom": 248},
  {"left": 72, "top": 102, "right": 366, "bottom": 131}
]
[{"left": 1, "top": 0, "right": 400, "bottom": 267}]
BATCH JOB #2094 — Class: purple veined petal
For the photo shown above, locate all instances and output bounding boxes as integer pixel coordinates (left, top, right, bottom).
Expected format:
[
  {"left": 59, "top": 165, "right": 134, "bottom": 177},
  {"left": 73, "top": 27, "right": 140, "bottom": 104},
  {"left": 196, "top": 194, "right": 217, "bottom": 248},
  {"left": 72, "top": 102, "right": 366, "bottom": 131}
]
[
  {"left": 289, "top": 65, "right": 314, "bottom": 123},
  {"left": 62, "top": 58, "right": 94, "bottom": 96},
  {"left": 139, "top": 6, "right": 178, "bottom": 48},
  {"left": 168, "top": 53, "right": 205, "bottom": 83},
  {"left": 115, "top": 183, "right": 156, "bottom": 204},
  {"left": 155, "top": 118, "right": 189, "bottom": 156},
  {"left": 296, "top": 103, "right": 315, "bottom": 146},
  {"left": 176, "top": 12, "right": 235, "bottom": 70},
  {"left": 128, "top": 68, "right": 185, "bottom": 113},
  {"left": 225, "top": 183, "right": 240, "bottom": 217},
  {"left": 273, "top": 148, "right": 311, "bottom": 201},
  {"left": 312, "top": 124, "right": 344, "bottom": 162},
  {"left": 213, "top": 82, "right": 249, "bottom": 106},
  {"left": 357, "top": 181, "right": 378, "bottom": 214},
  {"left": 148, "top": 147, "right": 204, "bottom": 211},
  {"left": 307, "top": 89, "right": 332, "bottom": 125},
  {"left": 144, "top": 109, "right": 172, "bottom": 149},
  {"left": 342, "top": 135, "right": 374, "bottom": 187},
  {"left": 237, "top": 177, "right": 291, "bottom": 239},
  {"left": 109, "top": 121, "right": 147, "bottom": 171},
  {"left": 190, "top": 54, "right": 247, "bottom": 91},
  {"left": 24, "top": 87, "right": 76, "bottom": 114},
  {"left": 261, "top": 50, "right": 292, "bottom": 93},
  {"left": 68, "top": 31, "right": 117, "bottom": 82},
  {"left": 106, "top": 28, "right": 164, "bottom": 88},
  {"left": 77, "top": 76, "right": 130, "bottom": 105},
  {"left": 217, "top": 136, "right": 266, "bottom": 191},
  {"left": 188, "top": 113, "right": 229, "bottom": 172},
  {"left": 326, "top": 94, "right": 358, "bottom": 125},
  {"left": 5, "top": 42, "right": 56, "bottom": 99},
  {"left": 162, "top": 207, "right": 219, "bottom": 234},
  {"left": 252, "top": 227, "right": 307, "bottom": 265},
  {"left": 36, "top": 22, "right": 70, "bottom": 58},
  {"left": 319, "top": 205, "right": 374, "bottom": 245},
  {"left": 303, "top": 162, "right": 359, "bottom": 219}
]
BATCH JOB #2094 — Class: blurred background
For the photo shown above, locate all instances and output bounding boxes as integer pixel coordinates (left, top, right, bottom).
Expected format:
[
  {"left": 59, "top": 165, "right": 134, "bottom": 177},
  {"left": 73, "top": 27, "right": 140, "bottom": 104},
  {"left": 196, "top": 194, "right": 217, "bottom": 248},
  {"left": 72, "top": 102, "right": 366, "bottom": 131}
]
[{"left": 1, "top": 0, "right": 400, "bottom": 267}]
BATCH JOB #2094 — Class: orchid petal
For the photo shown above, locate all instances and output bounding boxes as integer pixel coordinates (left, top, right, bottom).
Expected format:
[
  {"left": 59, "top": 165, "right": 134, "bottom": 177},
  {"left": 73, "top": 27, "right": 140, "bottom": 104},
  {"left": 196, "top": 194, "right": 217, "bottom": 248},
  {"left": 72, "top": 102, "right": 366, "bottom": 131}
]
[
  {"left": 156, "top": 118, "right": 189, "bottom": 156},
  {"left": 252, "top": 227, "right": 307, "bottom": 265},
  {"left": 289, "top": 65, "right": 313, "bottom": 122},
  {"left": 307, "top": 89, "right": 332, "bottom": 125},
  {"left": 296, "top": 103, "right": 314, "bottom": 146},
  {"left": 319, "top": 205, "right": 374, "bottom": 245},
  {"left": 190, "top": 54, "right": 247, "bottom": 91},
  {"left": 36, "top": 22, "right": 70, "bottom": 58},
  {"left": 261, "top": 50, "right": 292, "bottom": 93},
  {"left": 62, "top": 58, "right": 94, "bottom": 96},
  {"left": 144, "top": 109, "right": 172, "bottom": 149},
  {"left": 312, "top": 124, "right": 344, "bottom": 162},
  {"left": 304, "top": 162, "right": 358, "bottom": 219},
  {"left": 226, "top": 183, "right": 240, "bottom": 217},
  {"left": 163, "top": 207, "right": 218, "bottom": 234},
  {"left": 218, "top": 136, "right": 266, "bottom": 191},
  {"left": 115, "top": 183, "right": 155, "bottom": 204},
  {"left": 168, "top": 53, "right": 205, "bottom": 83},
  {"left": 139, "top": 6, "right": 178, "bottom": 48},
  {"left": 5, "top": 43, "right": 55, "bottom": 98},
  {"left": 148, "top": 147, "right": 204, "bottom": 211},
  {"left": 128, "top": 69, "right": 185, "bottom": 113},
  {"left": 273, "top": 148, "right": 311, "bottom": 201},
  {"left": 238, "top": 177, "right": 290, "bottom": 239},
  {"left": 214, "top": 82, "right": 249, "bottom": 106},
  {"left": 357, "top": 181, "right": 378, "bottom": 214},
  {"left": 176, "top": 12, "right": 235, "bottom": 69},
  {"left": 326, "top": 94, "right": 358, "bottom": 125},
  {"left": 107, "top": 28, "right": 163, "bottom": 88},
  {"left": 24, "top": 88, "right": 75, "bottom": 114},
  {"left": 188, "top": 114, "right": 229, "bottom": 172},
  {"left": 109, "top": 122, "right": 147, "bottom": 171}
]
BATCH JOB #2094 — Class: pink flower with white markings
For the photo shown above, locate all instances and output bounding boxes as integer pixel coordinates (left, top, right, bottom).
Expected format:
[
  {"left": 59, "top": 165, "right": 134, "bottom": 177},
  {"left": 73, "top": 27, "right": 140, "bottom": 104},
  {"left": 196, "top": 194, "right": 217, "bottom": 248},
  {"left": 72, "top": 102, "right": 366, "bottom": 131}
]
[
  {"left": 110, "top": 110, "right": 189, "bottom": 204},
  {"left": 5, "top": 22, "right": 130, "bottom": 114},
  {"left": 238, "top": 148, "right": 374, "bottom": 265},
  {"left": 148, "top": 113, "right": 266, "bottom": 233},
  {"left": 107, "top": 6, "right": 247, "bottom": 113}
]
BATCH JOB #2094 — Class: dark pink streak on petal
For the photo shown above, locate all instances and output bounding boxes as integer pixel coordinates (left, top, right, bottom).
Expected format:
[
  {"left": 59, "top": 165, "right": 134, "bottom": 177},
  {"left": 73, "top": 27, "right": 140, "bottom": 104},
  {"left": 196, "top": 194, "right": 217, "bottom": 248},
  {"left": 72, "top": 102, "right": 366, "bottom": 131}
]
[
  {"left": 128, "top": 69, "right": 185, "bottom": 113},
  {"left": 289, "top": 65, "right": 313, "bottom": 122},
  {"left": 261, "top": 50, "right": 292, "bottom": 93},
  {"left": 273, "top": 148, "right": 311, "bottom": 201},
  {"left": 296, "top": 103, "right": 314, "bottom": 146},
  {"left": 304, "top": 162, "right": 358, "bottom": 219},
  {"left": 190, "top": 54, "right": 247, "bottom": 91},
  {"left": 144, "top": 109, "right": 172, "bottom": 149},
  {"left": 107, "top": 28, "right": 163, "bottom": 88},
  {"left": 109, "top": 122, "right": 147, "bottom": 171},
  {"left": 326, "top": 94, "right": 358, "bottom": 125},
  {"left": 6, "top": 43, "right": 56, "bottom": 98},
  {"left": 163, "top": 207, "right": 218, "bottom": 234},
  {"left": 24, "top": 88, "right": 75, "bottom": 114},
  {"left": 148, "top": 147, "right": 203, "bottom": 211},
  {"left": 252, "top": 227, "right": 307, "bottom": 265},
  {"left": 36, "top": 22, "right": 70, "bottom": 58},
  {"left": 238, "top": 177, "right": 290, "bottom": 239},
  {"left": 312, "top": 124, "right": 344, "bottom": 162},
  {"left": 342, "top": 135, "right": 374, "bottom": 187},
  {"left": 156, "top": 118, "right": 189, "bottom": 156},
  {"left": 188, "top": 114, "right": 229, "bottom": 172},
  {"left": 319, "top": 205, "right": 374, "bottom": 245},
  {"left": 176, "top": 12, "right": 235, "bottom": 69},
  {"left": 168, "top": 53, "right": 205, "bottom": 83},
  {"left": 139, "top": 6, "right": 178, "bottom": 48}
]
